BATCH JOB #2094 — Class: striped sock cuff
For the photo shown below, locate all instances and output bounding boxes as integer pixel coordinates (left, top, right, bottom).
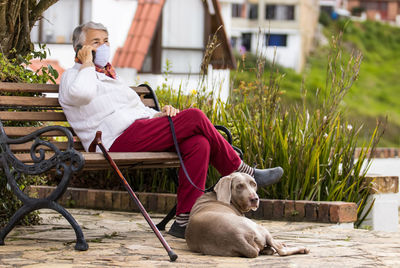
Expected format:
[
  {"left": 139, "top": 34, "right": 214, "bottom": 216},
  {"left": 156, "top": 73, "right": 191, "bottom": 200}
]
[
  {"left": 176, "top": 213, "right": 190, "bottom": 227},
  {"left": 235, "top": 161, "right": 255, "bottom": 177}
]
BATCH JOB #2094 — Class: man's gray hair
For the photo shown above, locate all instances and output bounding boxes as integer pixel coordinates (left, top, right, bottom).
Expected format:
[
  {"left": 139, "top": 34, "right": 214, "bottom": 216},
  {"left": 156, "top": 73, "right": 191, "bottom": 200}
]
[{"left": 72, "top": 21, "right": 108, "bottom": 50}]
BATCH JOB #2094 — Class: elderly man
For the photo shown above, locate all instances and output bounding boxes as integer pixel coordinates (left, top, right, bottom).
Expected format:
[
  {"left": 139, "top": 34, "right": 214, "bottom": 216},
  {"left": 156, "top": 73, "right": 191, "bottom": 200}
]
[{"left": 59, "top": 21, "right": 283, "bottom": 239}]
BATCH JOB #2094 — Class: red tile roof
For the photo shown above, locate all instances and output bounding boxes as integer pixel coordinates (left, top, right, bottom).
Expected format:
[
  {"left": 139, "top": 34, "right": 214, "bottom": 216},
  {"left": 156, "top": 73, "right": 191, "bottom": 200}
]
[
  {"left": 112, "top": 0, "right": 236, "bottom": 71},
  {"left": 112, "top": 0, "right": 165, "bottom": 69},
  {"left": 29, "top": 59, "right": 65, "bottom": 84}
]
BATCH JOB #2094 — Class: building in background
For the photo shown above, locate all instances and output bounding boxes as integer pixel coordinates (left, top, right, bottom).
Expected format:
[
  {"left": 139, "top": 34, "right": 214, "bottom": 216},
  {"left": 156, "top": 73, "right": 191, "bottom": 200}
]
[
  {"left": 346, "top": 0, "right": 400, "bottom": 23},
  {"left": 30, "top": 0, "right": 236, "bottom": 101},
  {"left": 319, "top": 0, "right": 351, "bottom": 18},
  {"left": 218, "top": 0, "right": 319, "bottom": 72}
]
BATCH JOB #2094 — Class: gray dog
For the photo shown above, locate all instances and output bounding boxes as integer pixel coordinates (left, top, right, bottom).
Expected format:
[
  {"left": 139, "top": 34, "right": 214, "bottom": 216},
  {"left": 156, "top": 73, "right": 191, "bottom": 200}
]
[{"left": 185, "top": 172, "right": 310, "bottom": 257}]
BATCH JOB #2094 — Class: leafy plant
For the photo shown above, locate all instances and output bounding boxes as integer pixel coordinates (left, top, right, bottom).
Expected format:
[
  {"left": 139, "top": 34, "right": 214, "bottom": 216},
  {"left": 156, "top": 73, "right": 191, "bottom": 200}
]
[{"left": 0, "top": 44, "right": 59, "bottom": 84}]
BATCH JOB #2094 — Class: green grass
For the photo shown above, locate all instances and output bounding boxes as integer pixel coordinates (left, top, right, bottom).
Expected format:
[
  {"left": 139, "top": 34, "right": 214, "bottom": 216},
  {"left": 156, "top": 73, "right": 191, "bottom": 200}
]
[
  {"left": 309, "top": 21, "right": 400, "bottom": 146},
  {"left": 235, "top": 20, "right": 400, "bottom": 146}
]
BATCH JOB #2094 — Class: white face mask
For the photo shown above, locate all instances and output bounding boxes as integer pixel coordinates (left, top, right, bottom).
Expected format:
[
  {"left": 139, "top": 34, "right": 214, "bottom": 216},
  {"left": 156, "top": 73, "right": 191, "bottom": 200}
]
[{"left": 94, "top": 44, "right": 110, "bottom": 67}]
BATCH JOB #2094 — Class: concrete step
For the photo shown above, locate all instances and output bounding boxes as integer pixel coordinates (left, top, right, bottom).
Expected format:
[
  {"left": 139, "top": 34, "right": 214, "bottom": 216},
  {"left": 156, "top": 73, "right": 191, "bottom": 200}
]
[{"left": 361, "top": 174, "right": 399, "bottom": 232}]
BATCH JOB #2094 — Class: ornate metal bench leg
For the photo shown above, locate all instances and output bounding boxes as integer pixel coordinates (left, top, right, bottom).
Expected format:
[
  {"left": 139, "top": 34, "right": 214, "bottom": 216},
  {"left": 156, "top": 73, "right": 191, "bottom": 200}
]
[
  {"left": 0, "top": 204, "right": 33, "bottom": 246},
  {"left": 49, "top": 201, "right": 88, "bottom": 251}
]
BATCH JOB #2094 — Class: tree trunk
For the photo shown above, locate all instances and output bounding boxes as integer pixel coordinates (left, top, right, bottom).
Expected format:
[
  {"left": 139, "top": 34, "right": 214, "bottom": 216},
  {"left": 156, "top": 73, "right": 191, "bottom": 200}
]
[{"left": 0, "top": 0, "right": 58, "bottom": 58}]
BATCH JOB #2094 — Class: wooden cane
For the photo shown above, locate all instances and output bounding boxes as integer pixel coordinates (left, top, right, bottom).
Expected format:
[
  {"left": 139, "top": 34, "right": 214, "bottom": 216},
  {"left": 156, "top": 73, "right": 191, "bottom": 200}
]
[{"left": 89, "top": 131, "right": 178, "bottom": 262}]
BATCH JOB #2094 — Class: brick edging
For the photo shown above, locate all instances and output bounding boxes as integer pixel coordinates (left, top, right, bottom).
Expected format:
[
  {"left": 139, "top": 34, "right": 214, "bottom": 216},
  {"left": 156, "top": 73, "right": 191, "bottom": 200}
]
[
  {"left": 245, "top": 199, "right": 357, "bottom": 223},
  {"left": 355, "top": 147, "right": 400, "bottom": 158},
  {"left": 29, "top": 186, "right": 357, "bottom": 224}
]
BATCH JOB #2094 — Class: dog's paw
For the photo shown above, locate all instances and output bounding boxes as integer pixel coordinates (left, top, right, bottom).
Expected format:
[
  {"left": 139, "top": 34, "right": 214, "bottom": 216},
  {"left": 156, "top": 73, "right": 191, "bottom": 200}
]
[
  {"left": 260, "top": 245, "right": 275, "bottom": 255},
  {"left": 302, "top": 247, "right": 310, "bottom": 254}
]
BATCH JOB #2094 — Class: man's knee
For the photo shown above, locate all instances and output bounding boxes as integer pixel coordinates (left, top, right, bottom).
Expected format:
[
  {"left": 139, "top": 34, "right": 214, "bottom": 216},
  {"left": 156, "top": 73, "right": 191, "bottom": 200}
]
[
  {"left": 180, "top": 135, "right": 210, "bottom": 157},
  {"left": 191, "top": 135, "right": 210, "bottom": 155},
  {"left": 184, "top": 108, "right": 207, "bottom": 122}
]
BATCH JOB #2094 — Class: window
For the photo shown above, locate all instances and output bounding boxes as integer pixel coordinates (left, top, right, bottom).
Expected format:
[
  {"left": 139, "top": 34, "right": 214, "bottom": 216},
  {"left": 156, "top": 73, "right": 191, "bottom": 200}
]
[
  {"left": 31, "top": 0, "right": 92, "bottom": 44},
  {"left": 266, "top": 5, "right": 276, "bottom": 19},
  {"left": 266, "top": 34, "right": 287, "bottom": 47},
  {"left": 284, "top": 5, "right": 295, "bottom": 20},
  {"left": 231, "top": 37, "right": 238, "bottom": 49},
  {"left": 248, "top": 4, "right": 258, "bottom": 20},
  {"left": 232, "top": 4, "right": 243, "bottom": 18},
  {"left": 265, "top": 5, "right": 295, "bottom": 20},
  {"left": 241, "top": 33, "right": 252, "bottom": 52},
  {"left": 321, "top": 6, "right": 334, "bottom": 15}
]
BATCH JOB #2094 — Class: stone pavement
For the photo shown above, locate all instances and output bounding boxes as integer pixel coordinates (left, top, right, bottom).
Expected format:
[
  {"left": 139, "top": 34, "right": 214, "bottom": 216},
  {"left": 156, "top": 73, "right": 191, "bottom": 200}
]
[{"left": 1, "top": 209, "right": 400, "bottom": 268}]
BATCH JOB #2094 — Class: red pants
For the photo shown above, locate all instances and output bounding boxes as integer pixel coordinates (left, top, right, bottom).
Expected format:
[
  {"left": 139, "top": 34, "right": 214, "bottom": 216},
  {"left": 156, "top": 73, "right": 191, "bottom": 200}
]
[{"left": 109, "top": 108, "right": 241, "bottom": 215}]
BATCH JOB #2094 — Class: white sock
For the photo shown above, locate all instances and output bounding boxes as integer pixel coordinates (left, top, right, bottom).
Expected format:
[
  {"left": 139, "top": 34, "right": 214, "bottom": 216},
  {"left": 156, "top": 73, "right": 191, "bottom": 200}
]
[
  {"left": 235, "top": 161, "right": 255, "bottom": 177},
  {"left": 176, "top": 213, "right": 190, "bottom": 227}
]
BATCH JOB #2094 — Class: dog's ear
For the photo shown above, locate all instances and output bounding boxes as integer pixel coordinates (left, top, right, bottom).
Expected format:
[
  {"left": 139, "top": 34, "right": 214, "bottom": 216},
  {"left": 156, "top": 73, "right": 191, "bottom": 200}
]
[{"left": 214, "top": 175, "right": 232, "bottom": 204}]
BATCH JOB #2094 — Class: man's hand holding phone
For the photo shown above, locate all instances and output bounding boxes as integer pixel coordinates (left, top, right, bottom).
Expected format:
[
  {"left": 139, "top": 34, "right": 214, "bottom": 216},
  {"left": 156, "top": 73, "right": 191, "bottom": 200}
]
[{"left": 77, "top": 45, "right": 96, "bottom": 69}]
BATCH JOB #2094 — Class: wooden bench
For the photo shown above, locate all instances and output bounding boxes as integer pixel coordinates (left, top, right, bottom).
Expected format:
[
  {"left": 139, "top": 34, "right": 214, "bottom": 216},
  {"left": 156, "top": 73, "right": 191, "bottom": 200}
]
[{"left": 0, "top": 82, "right": 239, "bottom": 251}]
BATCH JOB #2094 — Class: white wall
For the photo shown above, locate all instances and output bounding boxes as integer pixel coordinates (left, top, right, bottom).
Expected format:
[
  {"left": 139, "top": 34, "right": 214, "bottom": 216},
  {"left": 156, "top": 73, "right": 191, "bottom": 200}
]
[
  {"left": 219, "top": 1, "right": 233, "bottom": 38},
  {"left": 136, "top": 66, "right": 230, "bottom": 103},
  {"left": 365, "top": 158, "right": 400, "bottom": 205},
  {"left": 161, "top": 0, "right": 204, "bottom": 74},
  {"left": 232, "top": 28, "right": 301, "bottom": 72},
  {"left": 221, "top": 0, "right": 304, "bottom": 72},
  {"left": 91, "top": 0, "right": 137, "bottom": 58},
  {"left": 264, "top": 31, "right": 302, "bottom": 72}
]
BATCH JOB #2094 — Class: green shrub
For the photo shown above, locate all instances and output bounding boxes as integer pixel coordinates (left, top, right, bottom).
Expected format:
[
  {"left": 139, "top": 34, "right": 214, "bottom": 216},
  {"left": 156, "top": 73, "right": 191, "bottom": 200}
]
[
  {"left": 0, "top": 44, "right": 58, "bottom": 84},
  {"left": 351, "top": 7, "right": 365, "bottom": 16},
  {"left": 319, "top": 11, "right": 332, "bottom": 27}
]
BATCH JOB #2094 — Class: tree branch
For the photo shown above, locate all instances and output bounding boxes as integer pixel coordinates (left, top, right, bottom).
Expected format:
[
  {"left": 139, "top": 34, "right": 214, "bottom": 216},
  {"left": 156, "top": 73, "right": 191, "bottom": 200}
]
[
  {"left": 30, "top": 0, "right": 58, "bottom": 23},
  {"left": 0, "top": 0, "right": 8, "bottom": 35}
]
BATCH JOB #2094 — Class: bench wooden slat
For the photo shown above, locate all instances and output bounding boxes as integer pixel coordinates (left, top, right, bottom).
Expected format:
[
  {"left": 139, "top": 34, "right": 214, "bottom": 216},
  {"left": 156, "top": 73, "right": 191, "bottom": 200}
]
[
  {"left": 0, "top": 96, "right": 60, "bottom": 107},
  {"left": 142, "top": 98, "right": 156, "bottom": 108},
  {"left": 0, "top": 82, "right": 59, "bottom": 93},
  {"left": 10, "top": 141, "right": 84, "bottom": 152},
  {"left": 3, "top": 126, "right": 74, "bottom": 137},
  {"left": 14, "top": 152, "right": 180, "bottom": 167},
  {"left": 83, "top": 163, "right": 181, "bottom": 170},
  {"left": 0, "top": 111, "right": 67, "bottom": 121},
  {"left": 131, "top": 86, "right": 151, "bottom": 95},
  {"left": 82, "top": 152, "right": 179, "bottom": 162}
]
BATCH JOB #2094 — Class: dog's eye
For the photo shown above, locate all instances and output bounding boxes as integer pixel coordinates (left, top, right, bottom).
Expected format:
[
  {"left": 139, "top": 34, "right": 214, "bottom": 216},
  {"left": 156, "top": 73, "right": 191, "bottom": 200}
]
[
  {"left": 250, "top": 181, "right": 257, "bottom": 188},
  {"left": 236, "top": 183, "right": 244, "bottom": 189}
]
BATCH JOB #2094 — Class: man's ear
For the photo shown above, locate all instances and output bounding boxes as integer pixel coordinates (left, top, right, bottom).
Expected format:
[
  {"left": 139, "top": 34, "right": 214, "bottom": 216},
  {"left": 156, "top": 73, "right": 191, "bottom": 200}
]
[{"left": 214, "top": 175, "right": 232, "bottom": 204}]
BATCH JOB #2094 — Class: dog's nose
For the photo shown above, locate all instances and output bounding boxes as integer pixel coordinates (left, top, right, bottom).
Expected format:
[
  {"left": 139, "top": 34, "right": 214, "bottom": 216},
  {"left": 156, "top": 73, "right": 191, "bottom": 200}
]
[{"left": 250, "top": 197, "right": 259, "bottom": 203}]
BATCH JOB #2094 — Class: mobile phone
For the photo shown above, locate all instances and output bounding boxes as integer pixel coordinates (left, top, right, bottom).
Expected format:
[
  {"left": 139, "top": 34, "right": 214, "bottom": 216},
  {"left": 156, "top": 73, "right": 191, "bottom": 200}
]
[{"left": 75, "top": 45, "right": 96, "bottom": 62}]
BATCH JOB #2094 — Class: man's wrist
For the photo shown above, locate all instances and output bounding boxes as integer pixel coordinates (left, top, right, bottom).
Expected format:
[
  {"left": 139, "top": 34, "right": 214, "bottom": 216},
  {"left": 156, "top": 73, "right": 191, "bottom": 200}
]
[
  {"left": 154, "top": 112, "right": 164, "bottom": 118},
  {"left": 80, "top": 62, "right": 95, "bottom": 69}
]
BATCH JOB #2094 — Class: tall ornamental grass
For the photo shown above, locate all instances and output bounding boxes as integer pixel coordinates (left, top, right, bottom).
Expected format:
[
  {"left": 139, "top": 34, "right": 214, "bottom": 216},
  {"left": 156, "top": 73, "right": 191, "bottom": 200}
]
[{"left": 154, "top": 33, "right": 381, "bottom": 227}]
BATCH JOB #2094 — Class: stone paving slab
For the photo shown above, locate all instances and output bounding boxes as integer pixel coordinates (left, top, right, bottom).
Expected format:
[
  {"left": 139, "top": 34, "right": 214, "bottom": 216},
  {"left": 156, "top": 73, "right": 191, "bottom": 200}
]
[{"left": 1, "top": 209, "right": 400, "bottom": 267}]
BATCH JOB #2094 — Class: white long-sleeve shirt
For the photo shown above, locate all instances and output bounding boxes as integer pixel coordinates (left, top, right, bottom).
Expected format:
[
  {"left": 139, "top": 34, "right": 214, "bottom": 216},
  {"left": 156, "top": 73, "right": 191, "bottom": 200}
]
[{"left": 59, "top": 63, "right": 158, "bottom": 152}]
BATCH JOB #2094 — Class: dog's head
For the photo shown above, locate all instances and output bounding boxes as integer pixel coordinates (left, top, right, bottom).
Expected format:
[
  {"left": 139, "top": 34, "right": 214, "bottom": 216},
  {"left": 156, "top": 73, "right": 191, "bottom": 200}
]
[{"left": 214, "top": 172, "right": 259, "bottom": 213}]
